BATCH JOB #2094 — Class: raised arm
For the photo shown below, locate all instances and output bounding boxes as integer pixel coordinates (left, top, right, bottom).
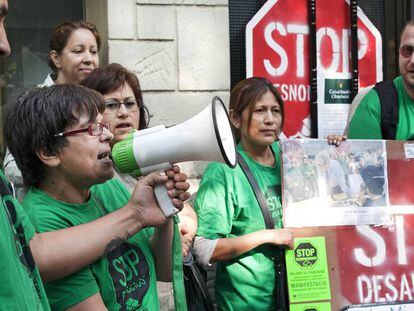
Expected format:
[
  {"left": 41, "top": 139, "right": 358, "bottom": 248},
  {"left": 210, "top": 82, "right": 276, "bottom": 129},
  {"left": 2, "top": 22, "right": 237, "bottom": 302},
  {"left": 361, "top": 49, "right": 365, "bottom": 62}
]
[
  {"left": 211, "top": 228, "right": 293, "bottom": 262},
  {"left": 30, "top": 171, "right": 189, "bottom": 282}
]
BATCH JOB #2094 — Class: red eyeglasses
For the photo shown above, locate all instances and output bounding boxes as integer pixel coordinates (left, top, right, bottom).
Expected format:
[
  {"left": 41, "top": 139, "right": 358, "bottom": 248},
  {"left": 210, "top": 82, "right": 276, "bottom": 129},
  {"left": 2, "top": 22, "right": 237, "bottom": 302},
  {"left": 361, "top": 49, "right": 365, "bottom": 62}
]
[
  {"left": 54, "top": 122, "right": 109, "bottom": 137},
  {"left": 400, "top": 45, "right": 414, "bottom": 58}
]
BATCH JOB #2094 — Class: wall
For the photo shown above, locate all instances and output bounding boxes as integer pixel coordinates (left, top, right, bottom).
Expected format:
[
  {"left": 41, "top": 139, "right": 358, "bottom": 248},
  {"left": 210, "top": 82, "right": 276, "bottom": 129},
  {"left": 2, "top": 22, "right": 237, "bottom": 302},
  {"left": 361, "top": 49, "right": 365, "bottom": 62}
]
[{"left": 86, "top": 0, "right": 231, "bottom": 190}]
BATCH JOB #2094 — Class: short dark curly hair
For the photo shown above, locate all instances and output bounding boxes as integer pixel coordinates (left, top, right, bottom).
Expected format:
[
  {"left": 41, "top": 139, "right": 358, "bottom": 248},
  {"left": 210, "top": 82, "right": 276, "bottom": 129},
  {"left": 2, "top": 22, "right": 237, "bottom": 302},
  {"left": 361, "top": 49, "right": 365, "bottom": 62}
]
[
  {"left": 4, "top": 84, "right": 105, "bottom": 187},
  {"left": 81, "top": 63, "right": 149, "bottom": 129}
]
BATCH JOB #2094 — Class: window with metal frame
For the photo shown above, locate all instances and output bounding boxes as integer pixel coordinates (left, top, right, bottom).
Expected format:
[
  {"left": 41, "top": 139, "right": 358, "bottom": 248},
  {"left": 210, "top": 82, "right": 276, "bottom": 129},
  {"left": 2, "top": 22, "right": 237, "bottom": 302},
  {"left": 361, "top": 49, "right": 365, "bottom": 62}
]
[{"left": 0, "top": 0, "right": 84, "bottom": 162}]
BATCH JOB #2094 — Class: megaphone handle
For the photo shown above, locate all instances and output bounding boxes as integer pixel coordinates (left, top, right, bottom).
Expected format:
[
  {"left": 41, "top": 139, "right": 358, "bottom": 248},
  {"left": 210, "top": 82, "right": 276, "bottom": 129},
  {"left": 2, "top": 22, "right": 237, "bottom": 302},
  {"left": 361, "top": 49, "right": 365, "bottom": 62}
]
[{"left": 154, "top": 184, "right": 178, "bottom": 218}]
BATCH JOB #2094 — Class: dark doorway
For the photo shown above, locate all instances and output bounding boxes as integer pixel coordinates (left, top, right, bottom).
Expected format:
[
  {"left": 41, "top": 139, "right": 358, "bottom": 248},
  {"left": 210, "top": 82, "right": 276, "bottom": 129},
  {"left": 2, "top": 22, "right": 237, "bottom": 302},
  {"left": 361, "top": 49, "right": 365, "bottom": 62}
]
[{"left": 0, "top": 0, "right": 84, "bottom": 159}]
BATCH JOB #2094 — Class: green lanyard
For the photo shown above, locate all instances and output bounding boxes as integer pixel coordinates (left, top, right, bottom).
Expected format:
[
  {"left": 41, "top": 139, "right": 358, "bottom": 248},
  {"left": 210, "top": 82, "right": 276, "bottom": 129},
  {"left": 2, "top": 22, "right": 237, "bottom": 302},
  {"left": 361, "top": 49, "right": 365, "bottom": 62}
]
[{"left": 172, "top": 215, "right": 188, "bottom": 311}]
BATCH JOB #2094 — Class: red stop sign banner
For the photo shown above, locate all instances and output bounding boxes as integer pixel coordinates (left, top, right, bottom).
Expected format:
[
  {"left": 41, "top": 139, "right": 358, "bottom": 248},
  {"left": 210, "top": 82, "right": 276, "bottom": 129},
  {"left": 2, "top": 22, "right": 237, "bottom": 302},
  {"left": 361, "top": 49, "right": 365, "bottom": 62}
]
[
  {"left": 291, "top": 216, "right": 414, "bottom": 309},
  {"left": 246, "top": 0, "right": 382, "bottom": 138},
  {"left": 337, "top": 216, "right": 414, "bottom": 305}
]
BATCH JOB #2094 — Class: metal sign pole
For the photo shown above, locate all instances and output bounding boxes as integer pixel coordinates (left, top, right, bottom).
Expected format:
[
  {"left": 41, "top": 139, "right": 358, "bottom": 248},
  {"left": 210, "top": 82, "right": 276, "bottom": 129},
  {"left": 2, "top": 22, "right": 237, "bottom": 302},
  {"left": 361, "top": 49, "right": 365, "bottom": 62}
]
[
  {"left": 350, "top": 0, "right": 359, "bottom": 101},
  {"left": 308, "top": 0, "right": 318, "bottom": 138}
]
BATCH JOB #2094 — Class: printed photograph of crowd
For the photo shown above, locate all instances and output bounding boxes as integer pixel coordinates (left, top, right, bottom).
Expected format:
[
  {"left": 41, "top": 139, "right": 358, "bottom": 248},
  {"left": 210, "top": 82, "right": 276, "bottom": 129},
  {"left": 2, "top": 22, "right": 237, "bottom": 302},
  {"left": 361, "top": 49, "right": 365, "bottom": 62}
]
[{"left": 281, "top": 139, "right": 388, "bottom": 209}]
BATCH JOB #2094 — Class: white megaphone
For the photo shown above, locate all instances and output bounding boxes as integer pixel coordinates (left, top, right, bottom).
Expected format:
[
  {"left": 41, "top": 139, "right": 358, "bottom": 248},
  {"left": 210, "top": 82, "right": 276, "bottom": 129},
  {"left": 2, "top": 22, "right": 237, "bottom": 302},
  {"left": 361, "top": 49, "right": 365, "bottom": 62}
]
[{"left": 112, "top": 96, "right": 237, "bottom": 217}]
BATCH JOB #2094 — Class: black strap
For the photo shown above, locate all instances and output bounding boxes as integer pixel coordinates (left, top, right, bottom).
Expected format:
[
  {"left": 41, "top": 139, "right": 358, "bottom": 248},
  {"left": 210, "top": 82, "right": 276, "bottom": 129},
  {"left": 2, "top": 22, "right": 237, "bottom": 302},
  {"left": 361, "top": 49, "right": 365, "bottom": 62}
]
[
  {"left": 308, "top": 0, "right": 318, "bottom": 137},
  {"left": 190, "top": 264, "right": 213, "bottom": 308},
  {"left": 374, "top": 80, "right": 399, "bottom": 140},
  {"left": 0, "top": 176, "right": 13, "bottom": 197},
  {"left": 237, "top": 151, "right": 288, "bottom": 310},
  {"left": 182, "top": 252, "right": 214, "bottom": 311},
  {"left": 0, "top": 174, "right": 37, "bottom": 273},
  {"left": 237, "top": 151, "right": 274, "bottom": 229},
  {"left": 350, "top": 0, "right": 359, "bottom": 101}
]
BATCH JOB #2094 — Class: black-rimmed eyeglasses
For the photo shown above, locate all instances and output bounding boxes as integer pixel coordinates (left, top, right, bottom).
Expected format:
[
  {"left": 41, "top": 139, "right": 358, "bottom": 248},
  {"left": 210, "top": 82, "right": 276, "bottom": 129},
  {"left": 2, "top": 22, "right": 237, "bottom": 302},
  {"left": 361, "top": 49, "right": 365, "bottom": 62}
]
[
  {"left": 105, "top": 99, "right": 138, "bottom": 114},
  {"left": 54, "top": 122, "right": 109, "bottom": 137}
]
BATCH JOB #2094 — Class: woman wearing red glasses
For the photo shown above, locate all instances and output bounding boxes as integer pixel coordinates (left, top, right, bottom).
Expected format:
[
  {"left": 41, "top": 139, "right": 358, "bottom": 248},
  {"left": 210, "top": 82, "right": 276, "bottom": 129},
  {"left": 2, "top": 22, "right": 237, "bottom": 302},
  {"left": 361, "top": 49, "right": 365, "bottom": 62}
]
[
  {"left": 5, "top": 84, "right": 189, "bottom": 311},
  {"left": 347, "top": 21, "right": 414, "bottom": 140}
]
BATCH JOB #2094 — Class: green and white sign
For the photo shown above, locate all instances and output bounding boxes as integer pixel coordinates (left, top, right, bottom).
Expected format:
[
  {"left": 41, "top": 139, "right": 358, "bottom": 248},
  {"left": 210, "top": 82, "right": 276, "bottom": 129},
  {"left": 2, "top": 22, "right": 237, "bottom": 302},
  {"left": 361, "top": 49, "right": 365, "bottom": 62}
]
[
  {"left": 286, "top": 236, "right": 331, "bottom": 303},
  {"left": 324, "top": 78, "right": 351, "bottom": 104}
]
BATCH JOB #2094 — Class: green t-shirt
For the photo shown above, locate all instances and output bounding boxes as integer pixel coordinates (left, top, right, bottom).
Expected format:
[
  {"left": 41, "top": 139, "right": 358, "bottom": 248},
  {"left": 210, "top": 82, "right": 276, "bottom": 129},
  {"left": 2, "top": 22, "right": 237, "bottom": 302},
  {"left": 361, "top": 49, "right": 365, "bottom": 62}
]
[
  {"left": 0, "top": 170, "right": 50, "bottom": 310},
  {"left": 194, "top": 142, "right": 283, "bottom": 311},
  {"left": 348, "top": 76, "right": 414, "bottom": 140},
  {"left": 23, "top": 179, "right": 159, "bottom": 311}
]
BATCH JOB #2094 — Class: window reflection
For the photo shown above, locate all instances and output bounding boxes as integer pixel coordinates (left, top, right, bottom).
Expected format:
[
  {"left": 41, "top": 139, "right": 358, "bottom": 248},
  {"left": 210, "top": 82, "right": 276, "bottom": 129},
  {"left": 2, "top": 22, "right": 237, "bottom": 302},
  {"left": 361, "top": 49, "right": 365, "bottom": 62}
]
[{"left": 0, "top": 0, "right": 83, "bottom": 162}]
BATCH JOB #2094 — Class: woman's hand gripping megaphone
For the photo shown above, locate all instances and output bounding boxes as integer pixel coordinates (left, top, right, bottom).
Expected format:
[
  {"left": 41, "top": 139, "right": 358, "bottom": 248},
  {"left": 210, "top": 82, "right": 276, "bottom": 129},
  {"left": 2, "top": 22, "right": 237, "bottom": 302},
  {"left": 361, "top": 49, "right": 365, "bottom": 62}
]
[{"left": 127, "top": 166, "right": 190, "bottom": 222}]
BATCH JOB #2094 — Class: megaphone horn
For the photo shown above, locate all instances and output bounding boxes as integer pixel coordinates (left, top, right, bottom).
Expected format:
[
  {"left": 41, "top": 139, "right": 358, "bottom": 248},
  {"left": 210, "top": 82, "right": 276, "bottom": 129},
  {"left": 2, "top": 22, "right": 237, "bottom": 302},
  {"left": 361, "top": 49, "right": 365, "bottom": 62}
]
[{"left": 112, "top": 96, "right": 237, "bottom": 217}]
